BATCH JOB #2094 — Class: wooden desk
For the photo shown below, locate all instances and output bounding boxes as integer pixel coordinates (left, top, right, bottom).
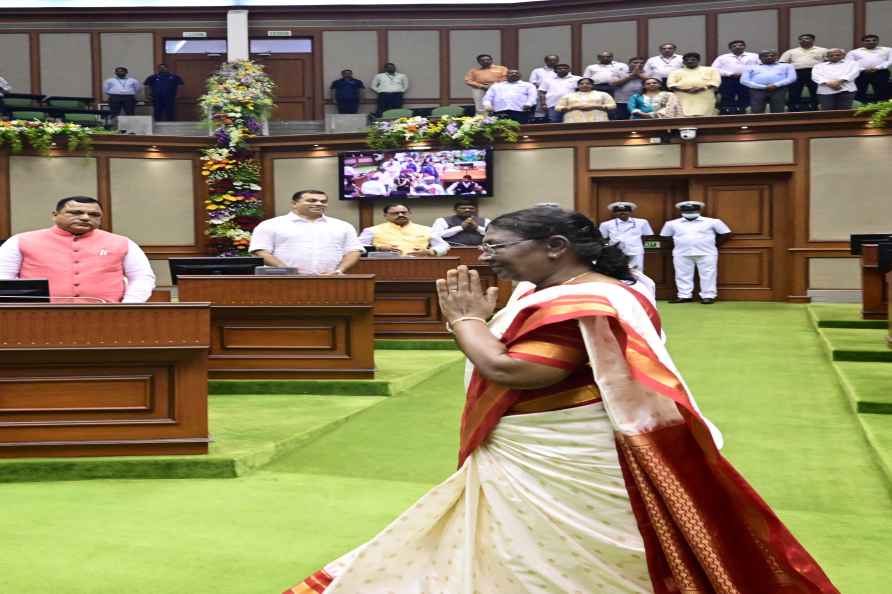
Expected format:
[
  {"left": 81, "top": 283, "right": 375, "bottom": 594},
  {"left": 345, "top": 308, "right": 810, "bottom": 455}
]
[
  {"left": 861, "top": 244, "right": 889, "bottom": 320},
  {"left": 352, "top": 258, "right": 458, "bottom": 338},
  {"left": 0, "top": 303, "right": 211, "bottom": 458},
  {"left": 177, "top": 275, "right": 376, "bottom": 379}
]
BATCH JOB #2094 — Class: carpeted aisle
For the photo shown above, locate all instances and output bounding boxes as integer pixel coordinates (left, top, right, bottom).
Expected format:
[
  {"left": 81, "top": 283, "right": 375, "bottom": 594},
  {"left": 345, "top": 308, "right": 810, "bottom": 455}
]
[{"left": 0, "top": 303, "right": 889, "bottom": 594}]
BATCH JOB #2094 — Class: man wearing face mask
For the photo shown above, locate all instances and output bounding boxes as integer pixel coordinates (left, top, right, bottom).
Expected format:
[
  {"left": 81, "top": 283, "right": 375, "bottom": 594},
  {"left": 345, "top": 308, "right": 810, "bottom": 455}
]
[
  {"left": 660, "top": 201, "right": 732, "bottom": 304},
  {"left": 598, "top": 201, "right": 654, "bottom": 272}
]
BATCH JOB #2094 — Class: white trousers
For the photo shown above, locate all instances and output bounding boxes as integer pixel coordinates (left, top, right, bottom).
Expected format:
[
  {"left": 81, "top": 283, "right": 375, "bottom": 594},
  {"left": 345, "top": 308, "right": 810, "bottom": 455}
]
[
  {"left": 472, "top": 88, "right": 487, "bottom": 114},
  {"left": 673, "top": 254, "right": 718, "bottom": 299},
  {"left": 627, "top": 252, "right": 645, "bottom": 272}
]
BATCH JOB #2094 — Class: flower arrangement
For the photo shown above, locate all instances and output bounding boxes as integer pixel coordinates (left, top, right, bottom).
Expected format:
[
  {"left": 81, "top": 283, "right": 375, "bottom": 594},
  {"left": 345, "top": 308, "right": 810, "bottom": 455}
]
[
  {"left": 367, "top": 115, "right": 520, "bottom": 149},
  {"left": 199, "top": 60, "right": 275, "bottom": 255},
  {"left": 0, "top": 120, "right": 101, "bottom": 155},
  {"left": 855, "top": 100, "right": 892, "bottom": 129}
]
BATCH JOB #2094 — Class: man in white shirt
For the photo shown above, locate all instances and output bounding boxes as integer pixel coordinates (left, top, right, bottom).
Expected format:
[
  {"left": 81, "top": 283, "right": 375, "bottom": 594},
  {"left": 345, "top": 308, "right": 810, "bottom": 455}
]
[
  {"left": 359, "top": 172, "right": 390, "bottom": 197},
  {"left": 482, "top": 69, "right": 538, "bottom": 124},
  {"left": 537, "top": 64, "right": 580, "bottom": 123},
  {"left": 812, "top": 48, "right": 861, "bottom": 110},
  {"left": 249, "top": 189, "right": 363, "bottom": 275},
  {"left": 0, "top": 75, "right": 11, "bottom": 95},
  {"left": 432, "top": 201, "right": 490, "bottom": 246},
  {"left": 370, "top": 62, "right": 409, "bottom": 117},
  {"left": 598, "top": 201, "right": 654, "bottom": 272},
  {"left": 660, "top": 201, "right": 732, "bottom": 304},
  {"left": 529, "top": 54, "right": 559, "bottom": 120},
  {"left": 529, "top": 54, "right": 559, "bottom": 88},
  {"left": 711, "top": 40, "right": 760, "bottom": 114},
  {"left": 779, "top": 34, "right": 828, "bottom": 111},
  {"left": 0, "top": 196, "right": 155, "bottom": 303},
  {"left": 848, "top": 34, "right": 891, "bottom": 103},
  {"left": 583, "top": 52, "right": 628, "bottom": 96},
  {"left": 103, "top": 66, "right": 142, "bottom": 117},
  {"left": 644, "top": 43, "right": 683, "bottom": 83}
]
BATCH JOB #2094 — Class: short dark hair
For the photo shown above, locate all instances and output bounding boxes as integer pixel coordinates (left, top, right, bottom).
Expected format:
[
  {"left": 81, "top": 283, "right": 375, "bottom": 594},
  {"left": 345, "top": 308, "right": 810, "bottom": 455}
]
[
  {"left": 863, "top": 34, "right": 879, "bottom": 40},
  {"left": 683, "top": 52, "right": 701, "bottom": 60},
  {"left": 556, "top": 63, "right": 571, "bottom": 69},
  {"left": 384, "top": 62, "right": 395, "bottom": 67},
  {"left": 476, "top": 53, "right": 493, "bottom": 61},
  {"left": 383, "top": 203, "right": 410, "bottom": 214},
  {"left": 659, "top": 43, "right": 676, "bottom": 49},
  {"left": 55, "top": 196, "right": 100, "bottom": 212},
  {"left": 292, "top": 189, "right": 327, "bottom": 201},
  {"left": 489, "top": 207, "right": 632, "bottom": 281},
  {"left": 454, "top": 200, "right": 476, "bottom": 209},
  {"left": 629, "top": 56, "right": 646, "bottom": 62},
  {"left": 799, "top": 33, "right": 816, "bottom": 40},
  {"left": 728, "top": 40, "right": 746, "bottom": 48}
]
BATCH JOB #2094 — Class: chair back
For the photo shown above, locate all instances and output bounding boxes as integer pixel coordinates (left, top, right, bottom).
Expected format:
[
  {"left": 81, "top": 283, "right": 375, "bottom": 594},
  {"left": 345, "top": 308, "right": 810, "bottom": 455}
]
[
  {"left": 48, "top": 98, "right": 91, "bottom": 109},
  {"left": 431, "top": 105, "right": 464, "bottom": 117},
  {"left": 380, "top": 108, "right": 413, "bottom": 120},
  {"left": 11, "top": 110, "right": 48, "bottom": 121},
  {"left": 1, "top": 97, "right": 35, "bottom": 108}
]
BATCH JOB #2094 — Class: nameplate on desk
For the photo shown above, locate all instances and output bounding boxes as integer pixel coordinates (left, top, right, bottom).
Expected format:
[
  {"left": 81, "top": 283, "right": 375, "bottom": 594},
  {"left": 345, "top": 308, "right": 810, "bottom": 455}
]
[{"left": 255, "top": 266, "right": 300, "bottom": 275}]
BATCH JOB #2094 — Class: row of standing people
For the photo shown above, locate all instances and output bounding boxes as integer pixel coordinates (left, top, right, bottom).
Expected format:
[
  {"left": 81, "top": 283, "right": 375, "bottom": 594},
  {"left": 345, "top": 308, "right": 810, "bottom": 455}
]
[{"left": 331, "top": 34, "right": 889, "bottom": 122}]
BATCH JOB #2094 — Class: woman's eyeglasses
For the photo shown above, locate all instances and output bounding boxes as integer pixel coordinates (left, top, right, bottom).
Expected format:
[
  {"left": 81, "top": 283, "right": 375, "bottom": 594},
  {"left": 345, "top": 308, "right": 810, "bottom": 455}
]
[{"left": 478, "top": 239, "right": 536, "bottom": 255}]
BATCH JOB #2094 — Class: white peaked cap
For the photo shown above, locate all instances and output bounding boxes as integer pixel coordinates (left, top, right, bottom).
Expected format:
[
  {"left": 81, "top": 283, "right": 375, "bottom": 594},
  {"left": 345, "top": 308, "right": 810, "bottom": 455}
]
[
  {"left": 675, "top": 200, "right": 705, "bottom": 209},
  {"left": 607, "top": 201, "right": 637, "bottom": 211}
]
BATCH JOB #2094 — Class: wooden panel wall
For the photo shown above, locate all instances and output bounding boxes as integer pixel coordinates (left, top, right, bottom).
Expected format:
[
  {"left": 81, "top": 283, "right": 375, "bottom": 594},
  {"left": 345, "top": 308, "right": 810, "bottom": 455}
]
[
  {"left": 0, "top": 0, "right": 880, "bottom": 117},
  {"left": 0, "top": 113, "right": 890, "bottom": 301}
]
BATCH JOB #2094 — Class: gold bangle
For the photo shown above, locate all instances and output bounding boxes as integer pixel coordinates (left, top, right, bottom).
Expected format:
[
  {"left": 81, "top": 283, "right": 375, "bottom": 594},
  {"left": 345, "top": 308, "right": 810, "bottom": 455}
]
[{"left": 445, "top": 316, "right": 488, "bottom": 334}]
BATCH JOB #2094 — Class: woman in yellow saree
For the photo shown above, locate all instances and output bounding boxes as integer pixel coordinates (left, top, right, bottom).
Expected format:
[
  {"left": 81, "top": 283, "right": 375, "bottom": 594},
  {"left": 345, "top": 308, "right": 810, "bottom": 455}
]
[{"left": 283, "top": 206, "right": 838, "bottom": 594}]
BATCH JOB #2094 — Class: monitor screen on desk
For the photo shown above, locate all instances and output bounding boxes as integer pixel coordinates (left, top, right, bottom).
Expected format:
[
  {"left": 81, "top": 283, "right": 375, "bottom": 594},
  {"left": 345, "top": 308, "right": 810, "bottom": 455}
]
[
  {"left": 850, "top": 233, "right": 892, "bottom": 255},
  {"left": 168, "top": 257, "right": 265, "bottom": 285},
  {"left": 0, "top": 279, "right": 50, "bottom": 303}
]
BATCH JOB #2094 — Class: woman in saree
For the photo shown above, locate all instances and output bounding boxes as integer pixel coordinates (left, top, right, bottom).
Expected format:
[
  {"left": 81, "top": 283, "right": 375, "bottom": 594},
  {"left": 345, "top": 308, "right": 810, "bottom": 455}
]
[{"left": 284, "top": 206, "right": 838, "bottom": 594}]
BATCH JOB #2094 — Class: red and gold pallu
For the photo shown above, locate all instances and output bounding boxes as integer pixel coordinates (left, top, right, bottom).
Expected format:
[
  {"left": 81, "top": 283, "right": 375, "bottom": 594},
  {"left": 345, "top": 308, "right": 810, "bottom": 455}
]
[{"left": 282, "top": 280, "right": 838, "bottom": 594}]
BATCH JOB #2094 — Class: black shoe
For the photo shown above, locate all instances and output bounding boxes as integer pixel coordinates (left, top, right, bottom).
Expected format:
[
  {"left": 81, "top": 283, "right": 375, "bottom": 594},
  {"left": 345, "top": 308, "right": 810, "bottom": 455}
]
[
  {"left": 669, "top": 297, "right": 694, "bottom": 303},
  {"left": 700, "top": 298, "right": 716, "bottom": 305}
]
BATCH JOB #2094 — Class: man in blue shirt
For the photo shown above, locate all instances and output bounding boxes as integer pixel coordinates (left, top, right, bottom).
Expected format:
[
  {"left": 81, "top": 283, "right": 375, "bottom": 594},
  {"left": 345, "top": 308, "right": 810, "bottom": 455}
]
[
  {"left": 330, "top": 69, "right": 365, "bottom": 114},
  {"left": 741, "top": 50, "right": 797, "bottom": 113},
  {"left": 143, "top": 64, "right": 184, "bottom": 121}
]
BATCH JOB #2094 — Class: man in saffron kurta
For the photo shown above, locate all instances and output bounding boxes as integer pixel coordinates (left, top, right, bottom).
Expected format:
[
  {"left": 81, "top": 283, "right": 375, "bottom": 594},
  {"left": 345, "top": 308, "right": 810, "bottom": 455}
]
[
  {"left": 358, "top": 203, "right": 449, "bottom": 256},
  {"left": 0, "top": 196, "right": 155, "bottom": 302},
  {"left": 666, "top": 52, "right": 721, "bottom": 116}
]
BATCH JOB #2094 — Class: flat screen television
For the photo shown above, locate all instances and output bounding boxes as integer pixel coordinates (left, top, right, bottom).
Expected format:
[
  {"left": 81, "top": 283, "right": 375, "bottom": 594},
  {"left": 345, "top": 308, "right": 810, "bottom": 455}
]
[
  {"left": 339, "top": 148, "right": 493, "bottom": 200},
  {"left": 168, "top": 257, "right": 264, "bottom": 285},
  {"left": 0, "top": 279, "right": 50, "bottom": 303}
]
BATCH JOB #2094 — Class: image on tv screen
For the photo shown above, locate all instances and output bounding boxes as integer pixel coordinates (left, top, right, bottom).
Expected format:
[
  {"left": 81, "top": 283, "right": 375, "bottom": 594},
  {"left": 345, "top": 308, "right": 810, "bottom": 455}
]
[{"left": 339, "top": 149, "right": 492, "bottom": 199}]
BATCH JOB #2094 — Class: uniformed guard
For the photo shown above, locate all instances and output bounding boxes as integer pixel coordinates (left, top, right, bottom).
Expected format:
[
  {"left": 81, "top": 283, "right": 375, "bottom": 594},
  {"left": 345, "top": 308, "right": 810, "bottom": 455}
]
[
  {"left": 143, "top": 64, "right": 184, "bottom": 122},
  {"left": 598, "top": 201, "right": 654, "bottom": 271},
  {"left": 660, "top": 200, "right": 732, "bottom": 304}
]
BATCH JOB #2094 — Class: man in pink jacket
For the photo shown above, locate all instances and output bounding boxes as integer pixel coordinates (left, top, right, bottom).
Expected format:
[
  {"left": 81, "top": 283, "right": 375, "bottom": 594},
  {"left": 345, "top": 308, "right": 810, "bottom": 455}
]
[{"left": 0, "top": 196, "right": 155, "bottom": 303}]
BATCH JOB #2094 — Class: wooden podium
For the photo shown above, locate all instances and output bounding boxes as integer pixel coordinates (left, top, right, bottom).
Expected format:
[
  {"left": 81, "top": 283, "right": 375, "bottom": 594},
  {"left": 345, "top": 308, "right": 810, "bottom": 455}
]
[
  {"left": 861, "top": 244, "right": 890, "bottom": 320},
  {"left": 0, "top": 303, "right": 211, "bottom": 458},
  {"left": 176, "top": 275, "right": 376, "bottom": 379},
  {"left": 352, "top": 257, "right": 458, "bottom": 338}
]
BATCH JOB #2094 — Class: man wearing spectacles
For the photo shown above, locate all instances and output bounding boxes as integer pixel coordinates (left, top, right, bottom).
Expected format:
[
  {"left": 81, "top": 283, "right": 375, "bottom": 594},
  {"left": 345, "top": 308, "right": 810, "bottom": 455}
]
[{"left": 358, "top": 204, "right": 450, "bottom": 256}]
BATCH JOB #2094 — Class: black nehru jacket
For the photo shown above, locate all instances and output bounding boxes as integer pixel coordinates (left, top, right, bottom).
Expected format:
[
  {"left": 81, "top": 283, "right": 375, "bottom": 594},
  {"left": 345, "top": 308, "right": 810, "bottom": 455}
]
[{"left": 442, "top": 214, "right": 486, "bottom": 246}]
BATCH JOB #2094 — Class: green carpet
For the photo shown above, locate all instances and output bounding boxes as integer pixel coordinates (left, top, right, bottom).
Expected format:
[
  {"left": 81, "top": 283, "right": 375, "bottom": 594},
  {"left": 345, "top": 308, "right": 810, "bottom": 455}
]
[
  {"left": 818, "top": 327, "right": 892, "bottom": 362},
  {"left": 807, "top": 303, "right": 888, "bottom": 329},
  {"left": 0, "top": 303, "right": 890, "bottom": 594},
  {"left": 0, "top": 351, "right": 463, "bottom": 483},
  {"left": 834, "top": 362, "right": 892, "bottom": 413}
]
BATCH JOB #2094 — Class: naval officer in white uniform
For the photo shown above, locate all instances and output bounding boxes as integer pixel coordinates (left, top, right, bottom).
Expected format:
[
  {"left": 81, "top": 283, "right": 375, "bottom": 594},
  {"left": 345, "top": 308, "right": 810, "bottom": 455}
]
[
  {"left": 598, "top": 201, "right": 654, "bottom": 271},
  {"left": 660, "top": 200, "right": 732, "bottom": 304}
]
